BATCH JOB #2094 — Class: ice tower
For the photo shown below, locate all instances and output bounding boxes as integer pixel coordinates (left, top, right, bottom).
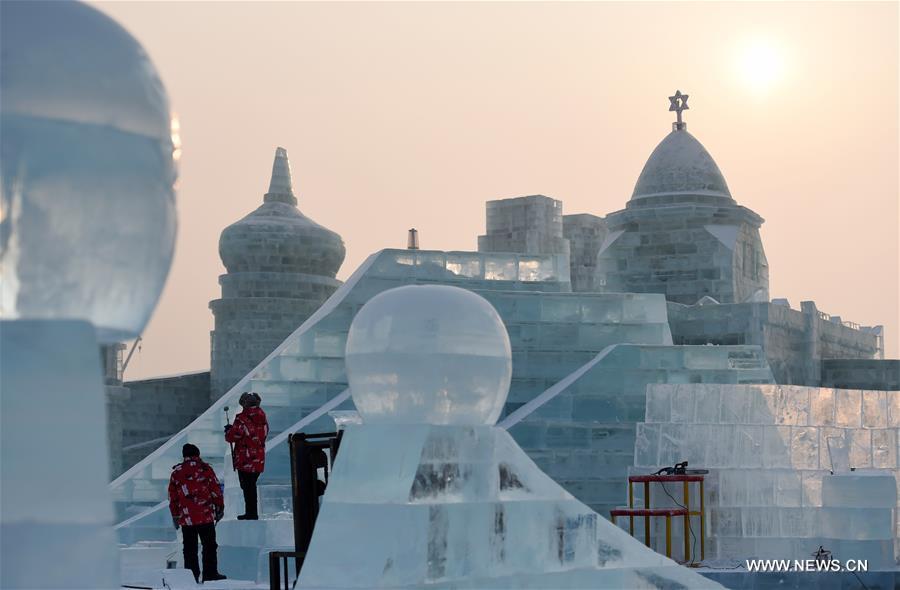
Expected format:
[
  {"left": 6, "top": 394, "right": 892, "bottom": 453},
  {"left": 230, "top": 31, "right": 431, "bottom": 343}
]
[
  {"left": 210, "top": 148, "right": 346, "bottom": 398},
  {"left": 595, "top": 91, "right": 769, "bottom": 305},
  {"left": 299, "top": 284, "right": 722, "bottom": 588}
]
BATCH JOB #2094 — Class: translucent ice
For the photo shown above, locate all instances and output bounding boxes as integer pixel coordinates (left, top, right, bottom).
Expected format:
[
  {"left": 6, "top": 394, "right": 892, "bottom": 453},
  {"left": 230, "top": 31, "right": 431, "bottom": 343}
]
[
  {"left": 0, "top": 1, "right": 177, "bottom": 342},
  {"left": 2, "top": 321, "right": 120, "bottom": 589},
  {"left": 346, "top": 285, "right": 512, "bottom": 425},
  {"left": 822, "top": 472, "right": 898, "bottom": 509},
  {"left": 299, "top": 285, "right": 721, "bottom": 588}
]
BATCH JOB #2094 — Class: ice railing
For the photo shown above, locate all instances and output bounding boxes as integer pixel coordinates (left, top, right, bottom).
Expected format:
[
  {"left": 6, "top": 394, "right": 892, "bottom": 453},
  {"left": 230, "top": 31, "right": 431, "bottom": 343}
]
[{"left": 110, "top": 249, "right": 571, "bottom": 530}]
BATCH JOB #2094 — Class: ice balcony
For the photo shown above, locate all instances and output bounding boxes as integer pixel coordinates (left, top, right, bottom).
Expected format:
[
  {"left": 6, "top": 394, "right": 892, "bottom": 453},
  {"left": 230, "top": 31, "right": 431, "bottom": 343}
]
[{"left": 112, "top": 248, "right": 774, "bottom": 581}]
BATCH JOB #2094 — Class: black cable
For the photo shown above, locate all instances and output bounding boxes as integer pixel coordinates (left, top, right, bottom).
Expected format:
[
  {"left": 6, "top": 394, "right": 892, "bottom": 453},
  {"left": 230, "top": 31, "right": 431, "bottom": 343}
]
[
  {"left": 703, "top": 563, "right": 746, "bottom": 570},
  {"left": 660, "top": 481, "right": 698, "bottom": 566}
]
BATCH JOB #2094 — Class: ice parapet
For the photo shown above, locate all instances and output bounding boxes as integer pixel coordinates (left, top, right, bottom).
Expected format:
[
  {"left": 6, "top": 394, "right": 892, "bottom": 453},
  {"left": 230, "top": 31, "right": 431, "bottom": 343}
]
[{"left": 300, "top": 286, "right": 719, "bottom": 588}]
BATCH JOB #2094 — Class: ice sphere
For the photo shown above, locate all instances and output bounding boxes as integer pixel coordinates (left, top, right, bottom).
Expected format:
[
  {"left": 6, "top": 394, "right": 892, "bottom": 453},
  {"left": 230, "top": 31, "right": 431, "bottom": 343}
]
[
  {"left": 346, "top": 285, "right": 512, "bottom": 425},
  {"left": 0, "top": 1, "right": 177, "bottom": 342}
]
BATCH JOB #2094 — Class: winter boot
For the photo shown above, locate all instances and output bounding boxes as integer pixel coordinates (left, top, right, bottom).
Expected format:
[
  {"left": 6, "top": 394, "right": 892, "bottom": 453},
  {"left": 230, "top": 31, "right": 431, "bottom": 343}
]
[{"left": 202, "top": 572, "right": 227, "bottom": 583}]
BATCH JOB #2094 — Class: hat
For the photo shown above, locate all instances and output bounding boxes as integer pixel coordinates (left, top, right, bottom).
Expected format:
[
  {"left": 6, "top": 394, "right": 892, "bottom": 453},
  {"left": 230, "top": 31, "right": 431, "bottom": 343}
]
[
  {"left": 182, "top": 443, "right": 200, "bottom": 458},
  {"left": 239, "top": 391, "right": 262, "bottom": 408}
]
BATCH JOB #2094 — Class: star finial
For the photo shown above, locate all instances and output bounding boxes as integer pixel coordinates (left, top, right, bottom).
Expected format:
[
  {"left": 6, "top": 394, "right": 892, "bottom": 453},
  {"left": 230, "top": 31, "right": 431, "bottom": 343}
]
[{"left": 668, "top": 90, "right": 689, "bottom": 130}]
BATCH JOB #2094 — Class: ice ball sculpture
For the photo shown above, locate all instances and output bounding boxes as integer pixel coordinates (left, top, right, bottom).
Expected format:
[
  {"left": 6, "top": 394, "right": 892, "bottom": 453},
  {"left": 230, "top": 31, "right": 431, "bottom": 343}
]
[
  {"left": 346, "top": 284, "right": 512, "bottom": 425},
  {"left": 0, "top": 1, "right": 178, "bottom": 342}
]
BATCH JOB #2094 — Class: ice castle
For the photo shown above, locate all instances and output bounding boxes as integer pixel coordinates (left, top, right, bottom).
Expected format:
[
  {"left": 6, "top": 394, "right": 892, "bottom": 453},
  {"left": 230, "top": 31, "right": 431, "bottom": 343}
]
[{"left": 107, "top": 94, "right": 897, "bottom": 589}]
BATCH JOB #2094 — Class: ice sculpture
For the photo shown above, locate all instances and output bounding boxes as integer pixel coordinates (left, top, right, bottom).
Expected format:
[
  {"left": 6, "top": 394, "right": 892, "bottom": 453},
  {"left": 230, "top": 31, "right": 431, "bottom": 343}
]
[
  {"left": 634, "top": 384, "right": 899, "bottom": 566},
  {"left": 1, "top": 2, "right": 177, "bottom": 588},
  {"left": 299, "top": 285, "right": 721, "bottom": 588},
  {"left": 346, "top": 284, "right": 512, "bottom": 425},
  {"left": 1, "top": 1, "right": 177, "bottom": 342}
]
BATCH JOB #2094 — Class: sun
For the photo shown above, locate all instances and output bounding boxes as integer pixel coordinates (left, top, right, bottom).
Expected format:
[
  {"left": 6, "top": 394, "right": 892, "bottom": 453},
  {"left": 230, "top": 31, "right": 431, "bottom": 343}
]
[{"left": 737, "top": 38, "right": 784, "bottom": 93}]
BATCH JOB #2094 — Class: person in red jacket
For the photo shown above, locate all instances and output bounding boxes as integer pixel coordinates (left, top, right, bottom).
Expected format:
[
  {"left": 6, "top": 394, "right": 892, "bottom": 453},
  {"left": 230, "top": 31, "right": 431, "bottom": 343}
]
[
  {"left": 168, "top": 443, "right": 227, "bottom": 583},
  {"left": 225, "top": 392, "right": 269, "bottom": 520}
]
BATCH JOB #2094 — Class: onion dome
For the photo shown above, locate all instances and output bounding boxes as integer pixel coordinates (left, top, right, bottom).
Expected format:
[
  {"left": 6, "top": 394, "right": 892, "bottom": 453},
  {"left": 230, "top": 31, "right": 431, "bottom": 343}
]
[{"left": 219, "top": 147, "right": 345, "bottom": 276}]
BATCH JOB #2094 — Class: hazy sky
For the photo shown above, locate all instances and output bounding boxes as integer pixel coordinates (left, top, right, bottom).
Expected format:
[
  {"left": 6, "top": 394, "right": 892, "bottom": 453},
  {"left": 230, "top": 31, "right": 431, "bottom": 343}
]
[{"left": 93, "top": 1, "right": 899, "bottom": 380}]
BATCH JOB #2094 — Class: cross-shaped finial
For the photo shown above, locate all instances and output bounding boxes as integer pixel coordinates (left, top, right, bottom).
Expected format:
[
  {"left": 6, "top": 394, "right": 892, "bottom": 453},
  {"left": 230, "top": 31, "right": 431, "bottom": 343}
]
[{"left": 668, "top": 90, "right": 689, "bottom": 129}]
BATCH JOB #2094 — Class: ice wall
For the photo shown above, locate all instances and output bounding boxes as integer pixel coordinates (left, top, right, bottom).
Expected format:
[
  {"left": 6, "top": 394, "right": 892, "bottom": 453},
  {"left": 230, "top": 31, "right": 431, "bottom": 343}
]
[{"left": 633, "top": 384, "right": 899, "bottom": 566}]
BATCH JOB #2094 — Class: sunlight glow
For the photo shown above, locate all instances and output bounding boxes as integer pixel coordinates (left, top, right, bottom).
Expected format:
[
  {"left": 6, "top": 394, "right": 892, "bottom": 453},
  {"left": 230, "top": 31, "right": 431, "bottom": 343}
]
[{"left": 737, "top": 39, "right": 784, "bottom": 93}]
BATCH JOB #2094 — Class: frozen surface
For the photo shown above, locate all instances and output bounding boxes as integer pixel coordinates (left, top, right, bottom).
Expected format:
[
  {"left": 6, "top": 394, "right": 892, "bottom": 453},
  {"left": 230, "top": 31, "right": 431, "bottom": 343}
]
[
  {"left": 301, "top": 425, "right": 720, "bottom": 588},
  {"left": 1, "top": 321, "right": 120, "bottom": 588},
  {"left": 634, "top": 384, "right": 900, "bottom": 566},
  {"left": 300, "top": 285, "right": 719, "bottom": 588},
  {"left": 0, "top": 1, "right": 177, "bottom": 342},
  {"left": 346, "top": 285, "right": 512, "bottom": 425}
]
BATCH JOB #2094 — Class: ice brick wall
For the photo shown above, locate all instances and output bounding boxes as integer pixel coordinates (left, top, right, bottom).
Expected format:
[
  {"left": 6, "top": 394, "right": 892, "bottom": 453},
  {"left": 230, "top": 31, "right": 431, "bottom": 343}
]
[
  {"left": 562, "top": 213, "right": 608, "bottom": 293},
  {"left": 633, "top": 384, "right": 900, "bottom": 565},
  {"left": 477, "top": 195, "right": 570, "bottom": 260},
  {"left": 509, "top": 345, "right": 774, "bottom": 520}
]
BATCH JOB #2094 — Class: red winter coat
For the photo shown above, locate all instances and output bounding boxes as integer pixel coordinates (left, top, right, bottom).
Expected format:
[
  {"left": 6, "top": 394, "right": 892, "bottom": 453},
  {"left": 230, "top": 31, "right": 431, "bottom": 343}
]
[
  {"left": 225, "top": 406, "right": 269, "bottom": 473},
  {"left": 168, "top": 458, "right": 224, "bottom": 527}
]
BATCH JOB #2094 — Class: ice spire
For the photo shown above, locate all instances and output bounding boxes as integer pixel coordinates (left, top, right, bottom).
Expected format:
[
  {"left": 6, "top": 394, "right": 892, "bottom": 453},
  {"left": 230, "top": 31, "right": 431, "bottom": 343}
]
[{"left": 265, "top": 146, "right": 297, "bottom": 204}]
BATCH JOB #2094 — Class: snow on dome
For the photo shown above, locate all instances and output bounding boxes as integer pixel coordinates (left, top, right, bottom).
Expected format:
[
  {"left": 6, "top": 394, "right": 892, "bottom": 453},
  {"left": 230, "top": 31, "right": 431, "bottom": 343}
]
[
  {"left": 218, "top": 147, "right": 345, "bottom": 275},
  {"left": 631, "top": 129, "right": 732, "bottom": 200},
  {"left": 345, "top": 285, "right": 512, "bottom": 425}
]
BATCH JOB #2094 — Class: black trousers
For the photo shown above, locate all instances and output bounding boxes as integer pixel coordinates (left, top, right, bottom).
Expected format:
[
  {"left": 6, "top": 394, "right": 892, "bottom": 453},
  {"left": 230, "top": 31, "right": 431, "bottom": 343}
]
[
  {"left": 238, "top": 470, "right": 261, "bottom": 517},
  {"left": 182, "top": 523, "right": 218, "bottom": 581}
]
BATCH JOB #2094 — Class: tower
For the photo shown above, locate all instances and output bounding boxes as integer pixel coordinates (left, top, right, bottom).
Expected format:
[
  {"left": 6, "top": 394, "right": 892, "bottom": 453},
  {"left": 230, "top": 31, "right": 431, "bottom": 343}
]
[
  {"left": 595, "top": 92, "right": 769, "bottom": 304},
  {"left": 209, "top": 148, "right": 346, "bottom": 399}
]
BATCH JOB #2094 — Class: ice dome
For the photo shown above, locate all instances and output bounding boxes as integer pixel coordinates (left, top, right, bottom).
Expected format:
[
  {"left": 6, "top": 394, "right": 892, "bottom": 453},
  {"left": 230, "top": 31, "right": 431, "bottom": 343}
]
[
  {"left": 345, "top": 285, "right": 512, "bottom": 425},
  {"left": 631, "top": 128, "right": 732, "bottom": 200},
  {"left": 218, "top": 147, "right": 345, "bottom": 275},
  {"left": 0, "top": 1, "right": 177, "bottom": 342}
]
